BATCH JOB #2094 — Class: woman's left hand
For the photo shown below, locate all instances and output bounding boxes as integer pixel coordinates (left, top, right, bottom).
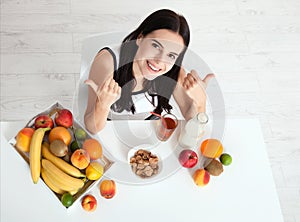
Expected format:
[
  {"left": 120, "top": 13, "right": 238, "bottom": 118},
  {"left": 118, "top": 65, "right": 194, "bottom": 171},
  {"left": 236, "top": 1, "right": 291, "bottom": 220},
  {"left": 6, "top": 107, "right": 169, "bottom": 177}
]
[{"left": 182, "top": 70, "right": 215, "bottom": 111}]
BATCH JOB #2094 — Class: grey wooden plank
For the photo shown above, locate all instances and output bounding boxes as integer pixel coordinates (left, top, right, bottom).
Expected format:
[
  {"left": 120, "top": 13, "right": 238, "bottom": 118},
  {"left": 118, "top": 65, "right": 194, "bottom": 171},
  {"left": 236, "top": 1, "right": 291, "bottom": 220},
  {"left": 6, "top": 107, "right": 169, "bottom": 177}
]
[
  {"left": 1, "top": 32, "right": 73, "bottom": 53},
  {"left": 0, "top": 73, "right": 76, "bottom": 97},
  {"left": 236, "top": 0, "right": 291, "bottom": 16},
  {"left": 2, "top": 14, "right": 300, "bottom": 34},
  {"left": 0, "top": 96, "right": 74, "bottom": 121},
  {"left": 0, "top": 53, "right": 81, "bottom": 74},
  {"left": 1, "top": 0, "right": 70, "bottom": 14},
  {"left": 70, "top": 0, "right": 238, "bottom": 16},
  {"left": 246, "top": 33, "right": 300, "bottom": 53},
  {"left": 201, "top": 52, "right": 300, "bottom": 73},
  {"left": 1, "top": 14, "right": 139, "bottom": 33}
]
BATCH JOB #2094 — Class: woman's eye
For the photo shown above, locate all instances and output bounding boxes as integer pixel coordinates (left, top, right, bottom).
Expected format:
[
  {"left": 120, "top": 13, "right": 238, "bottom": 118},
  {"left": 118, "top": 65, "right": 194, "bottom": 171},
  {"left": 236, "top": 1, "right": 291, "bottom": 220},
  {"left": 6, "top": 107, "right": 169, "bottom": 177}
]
[
  {"left": 168, "top": 54, "right": 176, "bottom": 60},
  {"left": 152, "top": 42, "right": 160, "bottom": 50}
]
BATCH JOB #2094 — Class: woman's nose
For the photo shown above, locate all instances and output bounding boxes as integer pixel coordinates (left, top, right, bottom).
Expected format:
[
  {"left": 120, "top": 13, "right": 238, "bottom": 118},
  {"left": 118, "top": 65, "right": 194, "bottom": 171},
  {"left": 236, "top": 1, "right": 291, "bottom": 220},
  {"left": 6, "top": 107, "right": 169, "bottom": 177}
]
[
  {"left": 154, "top": 51, "right": 171, "bottom": 65},
  {"left": 153, "top": 52, "right": 163, "bottom": 63},
  {"left": 155, "top": 54, "right": 174, "bottom": 66}
]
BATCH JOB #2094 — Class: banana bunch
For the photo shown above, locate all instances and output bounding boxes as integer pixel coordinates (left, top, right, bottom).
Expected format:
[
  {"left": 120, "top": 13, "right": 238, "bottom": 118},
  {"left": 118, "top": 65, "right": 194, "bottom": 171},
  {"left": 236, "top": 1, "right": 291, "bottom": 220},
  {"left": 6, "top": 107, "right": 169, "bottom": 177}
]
[
  {"left": 41, "top": 142, "right": 86, "bottom": 194},
  {"left": 41, "top": 158, "right": 85, "bottom": 195}
]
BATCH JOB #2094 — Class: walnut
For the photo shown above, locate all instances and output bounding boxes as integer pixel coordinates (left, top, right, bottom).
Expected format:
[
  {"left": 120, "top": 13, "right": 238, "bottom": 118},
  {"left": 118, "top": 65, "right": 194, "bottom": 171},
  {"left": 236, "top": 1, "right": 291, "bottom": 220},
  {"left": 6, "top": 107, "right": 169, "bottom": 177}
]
[
  {"left": 144, "top": 166, "right": 154, "bottom": 177},
  {"left": 137, "top": 163, "right": 145, "bottom": 170},
  {"left": 130, "top": 157, "right": 136, "bottom": 163},
  {"left": 129, "top": 149, "right": 160, "bottom": 178}
]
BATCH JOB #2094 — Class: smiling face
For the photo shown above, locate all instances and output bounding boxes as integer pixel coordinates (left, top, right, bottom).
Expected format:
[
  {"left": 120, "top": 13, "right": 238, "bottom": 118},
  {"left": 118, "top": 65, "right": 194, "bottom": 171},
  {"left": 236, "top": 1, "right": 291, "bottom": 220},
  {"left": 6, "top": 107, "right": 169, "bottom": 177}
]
[{"left": 133, "top": 29, "right": 185, "bottom": 80}]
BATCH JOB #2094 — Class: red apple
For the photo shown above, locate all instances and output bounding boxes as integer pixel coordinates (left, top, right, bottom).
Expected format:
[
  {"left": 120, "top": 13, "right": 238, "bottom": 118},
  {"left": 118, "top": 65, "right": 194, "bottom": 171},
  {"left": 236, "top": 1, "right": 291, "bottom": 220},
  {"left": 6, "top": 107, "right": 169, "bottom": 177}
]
[
  {"left": 55, "top": 109, "right": 73, "bottom": 128},
  {"left": 179, "top": 149, "right": 198, "bottom": 168},
  {"left": 34, "top": 115, "right": 54, "bottom": 129},
  {"left": 81, "top": 194, "right": 97, "bottom": 212}
]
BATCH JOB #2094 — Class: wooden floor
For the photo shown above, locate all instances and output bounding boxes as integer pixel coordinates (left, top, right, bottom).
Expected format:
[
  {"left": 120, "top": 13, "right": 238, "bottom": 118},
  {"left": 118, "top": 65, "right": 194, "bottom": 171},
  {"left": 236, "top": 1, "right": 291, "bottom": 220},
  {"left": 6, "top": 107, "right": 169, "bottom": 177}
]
[{"left": 1, "top": 0, "right": 299, "bottom": 221}]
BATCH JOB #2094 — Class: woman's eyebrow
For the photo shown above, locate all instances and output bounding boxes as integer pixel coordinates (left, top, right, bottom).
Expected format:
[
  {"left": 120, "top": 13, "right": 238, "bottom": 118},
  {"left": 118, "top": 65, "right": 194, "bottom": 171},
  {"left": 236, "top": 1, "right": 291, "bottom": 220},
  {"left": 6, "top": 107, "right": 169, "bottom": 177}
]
[
  {"left": 152, "top": 39, "right": 179, "bottom": 56},
  {"left": 152, "top": 39, "right": 164, "bottom": 48}
]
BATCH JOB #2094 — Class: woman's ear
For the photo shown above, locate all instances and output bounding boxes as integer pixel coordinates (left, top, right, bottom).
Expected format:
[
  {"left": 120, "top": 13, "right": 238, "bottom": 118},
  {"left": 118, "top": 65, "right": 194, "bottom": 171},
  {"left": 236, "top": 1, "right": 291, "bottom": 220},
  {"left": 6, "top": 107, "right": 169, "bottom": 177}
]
[{"left": 136, "top": 34, "right": 143, "bottom": 46}]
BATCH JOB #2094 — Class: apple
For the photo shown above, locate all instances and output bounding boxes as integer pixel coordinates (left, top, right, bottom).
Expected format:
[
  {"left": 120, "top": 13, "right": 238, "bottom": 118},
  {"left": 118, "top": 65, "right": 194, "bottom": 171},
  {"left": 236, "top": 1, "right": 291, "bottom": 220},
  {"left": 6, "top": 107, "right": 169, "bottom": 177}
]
[
  {"left": 81, "top": 194, "right": 97, "bottom": 212},
  {"left": 34, "top": 115, "right": 54, "bottom": 129},
  {"left": 55, "top": 109, "right": 73, "bottom": 128},
  {"left": 178, "top": 149, "right": 198, "bottom": 168}
]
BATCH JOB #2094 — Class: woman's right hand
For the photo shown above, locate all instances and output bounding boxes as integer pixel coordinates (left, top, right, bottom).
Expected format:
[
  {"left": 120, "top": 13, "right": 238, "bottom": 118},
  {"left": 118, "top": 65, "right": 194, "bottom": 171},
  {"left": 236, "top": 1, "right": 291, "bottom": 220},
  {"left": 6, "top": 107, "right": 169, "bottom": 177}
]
[{"left": 85, "top": 78, "right": 121, "bottom": 108}]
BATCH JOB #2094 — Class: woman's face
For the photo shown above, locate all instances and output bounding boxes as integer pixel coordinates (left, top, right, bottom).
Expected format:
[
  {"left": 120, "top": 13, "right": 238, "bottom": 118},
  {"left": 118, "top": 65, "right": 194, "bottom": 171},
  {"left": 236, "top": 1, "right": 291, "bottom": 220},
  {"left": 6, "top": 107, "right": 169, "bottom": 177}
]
[{"left": 134, "top": 29, "right": 185, "bottom": 80}]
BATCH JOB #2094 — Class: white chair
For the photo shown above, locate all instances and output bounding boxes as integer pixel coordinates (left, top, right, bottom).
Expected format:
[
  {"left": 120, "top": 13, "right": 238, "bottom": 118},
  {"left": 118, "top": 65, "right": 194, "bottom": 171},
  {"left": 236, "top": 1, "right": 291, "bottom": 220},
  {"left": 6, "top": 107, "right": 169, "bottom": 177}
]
[{"left": 72, "top": 32, "right": 126, "bottom": 125}]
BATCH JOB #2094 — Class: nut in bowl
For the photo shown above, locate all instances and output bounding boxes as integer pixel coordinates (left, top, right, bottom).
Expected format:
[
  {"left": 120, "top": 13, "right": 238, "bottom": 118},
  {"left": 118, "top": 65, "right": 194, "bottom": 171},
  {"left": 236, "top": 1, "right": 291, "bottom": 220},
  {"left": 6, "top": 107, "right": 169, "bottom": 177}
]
[{"left": 128, "top": 144, "right": 162, "bottom": 179}]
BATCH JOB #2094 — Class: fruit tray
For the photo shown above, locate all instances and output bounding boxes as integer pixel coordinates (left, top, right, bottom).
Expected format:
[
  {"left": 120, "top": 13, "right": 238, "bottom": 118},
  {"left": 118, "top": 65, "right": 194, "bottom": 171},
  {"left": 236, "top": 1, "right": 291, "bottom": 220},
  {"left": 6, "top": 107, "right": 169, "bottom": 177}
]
[{"left": 9, "top": 102, "right": 114, "bottom": 209}]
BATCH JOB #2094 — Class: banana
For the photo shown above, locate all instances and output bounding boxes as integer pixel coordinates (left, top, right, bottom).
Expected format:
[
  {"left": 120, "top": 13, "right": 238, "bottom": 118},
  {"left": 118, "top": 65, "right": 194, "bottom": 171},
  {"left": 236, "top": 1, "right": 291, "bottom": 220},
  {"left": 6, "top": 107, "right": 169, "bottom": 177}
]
[
  {"left": 41, "top": 142, "right": 85, "bottom": 178},
  {"left": 69, "top": 190, "right": 78, "bottom": 196},
  {"left": 29, "top": 127, "right": 50, "bottom": 184},
  {"left": 41, "top": 159, "right": 84, "bottom": 192},
  {"left": 41, "top": 168, "right": 64, "bottom": 194},
  {"left": 41, "top": 167, "right": 79, "bottom": 195}
]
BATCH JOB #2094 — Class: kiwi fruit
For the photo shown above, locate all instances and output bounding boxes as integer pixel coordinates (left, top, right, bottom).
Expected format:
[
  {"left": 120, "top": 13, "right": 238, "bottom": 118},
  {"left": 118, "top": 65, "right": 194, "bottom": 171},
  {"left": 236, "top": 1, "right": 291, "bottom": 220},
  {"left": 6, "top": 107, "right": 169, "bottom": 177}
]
[
  {"left": 63, "top": 151, "right": 71, "bottom": 162},
  {"left": 204, "top": 158, "right": 224, "bottom": 176},
  {"left": 49, "top": 139, "right": 68, "bottom": 157}
]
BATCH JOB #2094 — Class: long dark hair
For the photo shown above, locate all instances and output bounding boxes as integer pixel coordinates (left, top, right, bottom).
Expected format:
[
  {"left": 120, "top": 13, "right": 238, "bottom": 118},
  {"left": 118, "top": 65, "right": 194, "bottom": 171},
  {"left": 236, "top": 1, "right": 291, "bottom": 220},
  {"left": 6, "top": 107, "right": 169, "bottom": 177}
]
[{"left": 112, "top": 9, "right": 190, "bottom": 115}]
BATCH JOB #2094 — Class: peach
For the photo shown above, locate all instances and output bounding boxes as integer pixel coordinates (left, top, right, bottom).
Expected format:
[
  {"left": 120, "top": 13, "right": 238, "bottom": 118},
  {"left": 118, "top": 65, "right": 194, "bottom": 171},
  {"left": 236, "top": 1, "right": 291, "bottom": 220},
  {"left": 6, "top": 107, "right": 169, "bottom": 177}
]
[
  {"left": 193, "top": 169, "right": 210, "bottom": 187},
  {"left": 81, "top": 194, "right": 97, "bottom": 212},
  {"left": 71, "top": 149, "right": 90, "bottom": 169},
  {"left": 99, "top": 180, "right": 116, "bottom": 199},
  {"left": 15, "top": 128, "right": 35, "bottom": 152}
]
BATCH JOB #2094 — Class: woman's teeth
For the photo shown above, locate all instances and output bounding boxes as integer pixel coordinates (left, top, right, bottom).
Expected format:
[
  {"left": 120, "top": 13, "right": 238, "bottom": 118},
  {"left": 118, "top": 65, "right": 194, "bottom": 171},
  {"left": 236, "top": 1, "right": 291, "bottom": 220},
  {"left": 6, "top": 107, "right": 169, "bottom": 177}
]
[{"left": 147, "top": 61, "right": 159, "bottom": 71}]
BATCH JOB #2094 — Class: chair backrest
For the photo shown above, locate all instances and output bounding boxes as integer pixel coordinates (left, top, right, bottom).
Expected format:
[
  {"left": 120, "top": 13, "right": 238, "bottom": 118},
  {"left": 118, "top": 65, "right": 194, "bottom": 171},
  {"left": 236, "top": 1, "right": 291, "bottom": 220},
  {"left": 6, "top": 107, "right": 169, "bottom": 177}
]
[{"left": 72, "top": 32, "right": 126, "bottom": 125}]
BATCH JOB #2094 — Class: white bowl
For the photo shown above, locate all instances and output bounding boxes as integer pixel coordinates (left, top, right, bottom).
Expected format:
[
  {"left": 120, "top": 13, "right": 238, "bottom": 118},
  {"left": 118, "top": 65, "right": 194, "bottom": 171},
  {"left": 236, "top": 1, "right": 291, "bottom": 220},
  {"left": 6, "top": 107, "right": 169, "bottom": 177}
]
[{"left": 127, "top": 144, "right": 162, "bottom": 179}]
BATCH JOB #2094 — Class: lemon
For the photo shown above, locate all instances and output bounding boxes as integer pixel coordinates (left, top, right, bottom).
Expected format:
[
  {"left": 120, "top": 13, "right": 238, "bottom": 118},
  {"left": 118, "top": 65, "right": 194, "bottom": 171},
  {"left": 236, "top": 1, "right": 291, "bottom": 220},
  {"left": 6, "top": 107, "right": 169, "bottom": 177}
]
[
  {"left": 86, "top": 162, "right": 104, "bottom": 180},
  {"left": 61, "top": 192, "right": 74, "bottom": 207},
  {"left": 220, "top": 153, "right": 232, "bottom": 166}
]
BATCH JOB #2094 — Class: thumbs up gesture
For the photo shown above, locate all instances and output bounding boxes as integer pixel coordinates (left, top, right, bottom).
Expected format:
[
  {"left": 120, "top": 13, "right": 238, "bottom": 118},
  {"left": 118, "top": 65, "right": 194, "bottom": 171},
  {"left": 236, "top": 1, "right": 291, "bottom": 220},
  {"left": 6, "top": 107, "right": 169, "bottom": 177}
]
[
  {"left": 182, "top": 70, "right": 215, "bottom": 109},
  {"left": 85, "top": 77, "right": 121, "bottom": 108}
]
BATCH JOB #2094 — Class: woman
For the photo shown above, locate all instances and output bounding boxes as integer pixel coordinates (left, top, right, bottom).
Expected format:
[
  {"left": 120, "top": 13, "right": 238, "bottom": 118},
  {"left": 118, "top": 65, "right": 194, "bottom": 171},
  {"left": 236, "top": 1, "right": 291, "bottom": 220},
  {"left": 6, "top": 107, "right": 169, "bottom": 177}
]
[{"left": 84, "top": 9, "right": 214, "bottom": 134}]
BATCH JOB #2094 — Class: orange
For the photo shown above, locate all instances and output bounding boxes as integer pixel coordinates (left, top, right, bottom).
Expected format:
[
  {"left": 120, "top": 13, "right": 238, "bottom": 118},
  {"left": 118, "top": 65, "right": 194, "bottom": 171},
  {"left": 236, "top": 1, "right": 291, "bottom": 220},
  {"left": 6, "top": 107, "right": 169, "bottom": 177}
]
[
  {"left": 48, "top": 126, "right": 72, "bottom": 146},
  {"left": 200, "top": 139, "right": 223, "bottom": 158},
  {"left": 82, "top": 138, "right": 102, "bottom": 160}
]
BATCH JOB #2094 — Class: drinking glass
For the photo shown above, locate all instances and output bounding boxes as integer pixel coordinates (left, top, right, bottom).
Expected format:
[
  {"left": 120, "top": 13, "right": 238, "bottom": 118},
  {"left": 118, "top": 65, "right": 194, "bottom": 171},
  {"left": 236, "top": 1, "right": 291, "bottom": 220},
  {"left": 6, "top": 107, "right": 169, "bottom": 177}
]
[{"left": 155, "top": 113, "right": 178, "bottom": 141}]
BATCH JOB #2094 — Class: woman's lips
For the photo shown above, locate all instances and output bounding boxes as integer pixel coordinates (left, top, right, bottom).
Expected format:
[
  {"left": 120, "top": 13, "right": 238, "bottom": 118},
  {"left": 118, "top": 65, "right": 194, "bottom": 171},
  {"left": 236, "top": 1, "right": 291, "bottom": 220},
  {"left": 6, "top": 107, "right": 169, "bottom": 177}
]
[{"left": 147, "top": 61, "right": 161, "bottom": 73}]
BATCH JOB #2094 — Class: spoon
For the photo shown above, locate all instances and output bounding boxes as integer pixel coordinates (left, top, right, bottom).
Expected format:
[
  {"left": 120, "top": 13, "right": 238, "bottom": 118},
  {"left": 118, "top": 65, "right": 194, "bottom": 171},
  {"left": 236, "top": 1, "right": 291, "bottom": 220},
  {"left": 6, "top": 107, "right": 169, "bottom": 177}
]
[{"left": 150, "top": 112, "right": 167, "bottom": 128}]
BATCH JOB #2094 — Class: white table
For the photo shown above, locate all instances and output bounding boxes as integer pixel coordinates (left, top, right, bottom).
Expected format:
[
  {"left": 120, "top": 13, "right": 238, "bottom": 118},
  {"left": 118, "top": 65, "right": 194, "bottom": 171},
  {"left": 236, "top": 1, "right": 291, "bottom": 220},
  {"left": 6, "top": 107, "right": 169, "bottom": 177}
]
[{"left": 0, "top": 119, "right": 283, "bottom": 222}]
